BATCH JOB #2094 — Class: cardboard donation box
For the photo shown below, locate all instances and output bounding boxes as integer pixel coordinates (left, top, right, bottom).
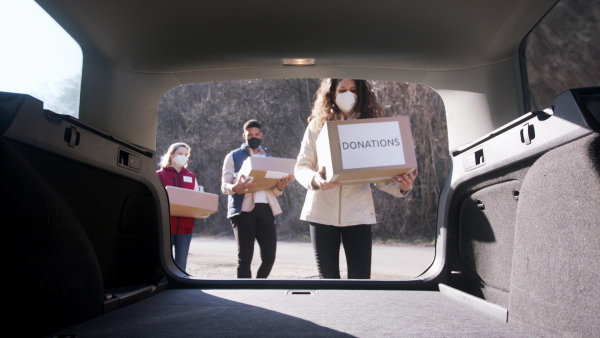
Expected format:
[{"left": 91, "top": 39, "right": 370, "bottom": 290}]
[
  {"left": 316, "top": 116, "right": 417, "bottom": 185},
  {"left": 233, "top": 156, "right": 296, "bottom": 194},
  {"left": 165, "top": 186, "right": 218, "bottom": 218}
]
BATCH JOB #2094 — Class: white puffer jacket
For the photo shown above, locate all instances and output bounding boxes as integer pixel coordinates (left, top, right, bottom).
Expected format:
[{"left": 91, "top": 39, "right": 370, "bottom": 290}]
[{"left": 294, "top": 119, "right": 409, "bottom": 227}]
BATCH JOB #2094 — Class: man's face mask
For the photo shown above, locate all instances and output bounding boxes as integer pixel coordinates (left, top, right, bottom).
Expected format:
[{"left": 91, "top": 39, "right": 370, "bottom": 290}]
[
  {"left": 335, "top": 90, "right": 357, "bottom": 113},
  {"left": 247, "top": 137, "right": 261, "bottom": 149},
  {"left": 173, "top": 154, "right": 188, "bottom": 167}
]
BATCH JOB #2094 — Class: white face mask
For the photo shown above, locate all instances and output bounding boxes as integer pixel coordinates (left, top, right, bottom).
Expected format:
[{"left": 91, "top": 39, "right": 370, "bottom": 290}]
[
  {"left": 335, "top": 91, "right": 357, "bottom": 113},
  {"left": 173, "top": 154, "right": 188, "bottom": 167}
]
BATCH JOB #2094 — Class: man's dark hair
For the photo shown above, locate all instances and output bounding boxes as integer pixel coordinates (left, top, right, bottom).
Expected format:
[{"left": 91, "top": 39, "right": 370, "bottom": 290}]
[{"left": 243, "top": 119, "right": 261, "bottom": 131}]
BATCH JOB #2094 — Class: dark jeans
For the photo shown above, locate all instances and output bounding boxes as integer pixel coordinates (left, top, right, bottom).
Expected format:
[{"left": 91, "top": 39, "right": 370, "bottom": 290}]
[
  {"left": 171, "top": 233, "right": 192, "bottom": 271},
  {"left": 310, "top": 223, "right": 372, "bottom": 279},
  {"left": 231, "top": 204, "right": 277, "bottom": 278}
]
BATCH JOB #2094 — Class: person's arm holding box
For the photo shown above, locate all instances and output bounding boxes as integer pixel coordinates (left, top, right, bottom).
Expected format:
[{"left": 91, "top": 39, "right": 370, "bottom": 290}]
[
  {"left": 272, "top": 175, "right": 295, "bottom": 196},
  {"left": 295, "top": 122, "right": 340, "bottom": 191},
  {"left": 375, "top": 169, "right": 418, "bottom": 197},
  {"left": 221, "top": 151, "right": 257, "bottom": 195},
  {"left": 294, "top": 123, "right": 319, "bottom": 190}
]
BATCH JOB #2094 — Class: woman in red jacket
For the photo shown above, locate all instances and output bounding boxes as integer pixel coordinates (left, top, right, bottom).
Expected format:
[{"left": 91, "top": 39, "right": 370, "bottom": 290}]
[{"left": 157, "top": 142, "right": 200, "bottom": 271}]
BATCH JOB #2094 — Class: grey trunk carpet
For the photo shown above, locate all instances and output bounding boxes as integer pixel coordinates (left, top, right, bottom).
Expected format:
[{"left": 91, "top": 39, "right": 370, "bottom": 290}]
[{"left": 48, "top": 289, "right": 537, "bottom": 337}]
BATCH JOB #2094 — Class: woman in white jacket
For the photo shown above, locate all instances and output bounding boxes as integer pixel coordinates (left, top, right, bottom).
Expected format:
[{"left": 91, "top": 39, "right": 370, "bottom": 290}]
[{"left": 294, "top": 78, "right": 418, "bottom": 279}]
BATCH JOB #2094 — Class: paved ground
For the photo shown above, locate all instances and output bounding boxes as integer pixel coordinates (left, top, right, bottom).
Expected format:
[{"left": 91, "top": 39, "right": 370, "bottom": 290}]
[{"left": 185, "top": 237, "right": 435, "bottom": 280}]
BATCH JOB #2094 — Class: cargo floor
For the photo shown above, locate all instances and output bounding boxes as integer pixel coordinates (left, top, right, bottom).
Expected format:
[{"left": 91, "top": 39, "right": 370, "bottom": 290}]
[{"left": 48, "top": 288, "right": 538, "bottom": 337}]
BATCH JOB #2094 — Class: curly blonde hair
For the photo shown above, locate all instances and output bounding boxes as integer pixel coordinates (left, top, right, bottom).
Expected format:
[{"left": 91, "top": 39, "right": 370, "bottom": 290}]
[
  {"left": 308, "top": 78, "right": 384, "bottom": 132},
  {"left": 158, "top": 142, "right": 191, "bottom": 168}
]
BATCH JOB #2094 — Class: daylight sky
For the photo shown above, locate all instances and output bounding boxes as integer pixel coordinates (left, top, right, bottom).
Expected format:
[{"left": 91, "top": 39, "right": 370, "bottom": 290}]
[{"left": 0, "top": 0, "right": 82, "bottom": 105}]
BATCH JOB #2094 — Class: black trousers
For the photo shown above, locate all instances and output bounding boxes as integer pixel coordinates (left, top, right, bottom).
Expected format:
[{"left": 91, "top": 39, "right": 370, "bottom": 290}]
[
  {"left": 231, "top": 204, "right": 277, "bottom": 278},
  {"left": 309, "top": 223, "right": 372, "bottom": 279}
]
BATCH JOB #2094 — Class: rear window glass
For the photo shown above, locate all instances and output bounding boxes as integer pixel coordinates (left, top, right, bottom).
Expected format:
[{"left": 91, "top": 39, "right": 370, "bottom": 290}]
[
  {"left": 0, "top": 0, "right": 82, "bottom": 117},
  {"left": 525, "top": 0, "right": 600, "bottom": 111}
]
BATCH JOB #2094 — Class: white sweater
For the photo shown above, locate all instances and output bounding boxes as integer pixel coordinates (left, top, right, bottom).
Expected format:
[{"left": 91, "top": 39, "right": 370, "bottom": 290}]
[{"left": 294, "top": 119, "right": 408, "bottom": 226}]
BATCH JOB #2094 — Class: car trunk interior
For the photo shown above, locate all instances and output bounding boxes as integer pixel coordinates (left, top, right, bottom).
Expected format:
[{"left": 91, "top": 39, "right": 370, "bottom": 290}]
[{"left": 2, "top": 86, "right": 598, "bottom": 337}]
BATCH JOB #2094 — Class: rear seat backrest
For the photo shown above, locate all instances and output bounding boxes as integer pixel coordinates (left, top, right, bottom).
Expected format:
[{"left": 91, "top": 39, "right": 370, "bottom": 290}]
[
  {"left": 1, "top": 135, "right": 104, "bottom": 336},
  {"left": 508, "top": 87, "right": 600, "bottom": 336}
]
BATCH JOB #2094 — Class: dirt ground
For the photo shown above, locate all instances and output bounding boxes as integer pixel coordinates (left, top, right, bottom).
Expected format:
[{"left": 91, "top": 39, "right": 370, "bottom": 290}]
[{"left": 183, "top": 237, "right": 435, "bottom": 280}]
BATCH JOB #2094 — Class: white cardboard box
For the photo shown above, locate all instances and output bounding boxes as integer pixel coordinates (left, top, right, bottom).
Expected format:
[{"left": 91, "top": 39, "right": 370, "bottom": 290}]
[
  {"left": 233, "top": 156, "right": 296, "bottom": 194},
  {"left": 165, "top": 186, "right": 218, "bottom": 218},
  {"left": 316, "top": 116, "right": 417, "bottom": 185}
]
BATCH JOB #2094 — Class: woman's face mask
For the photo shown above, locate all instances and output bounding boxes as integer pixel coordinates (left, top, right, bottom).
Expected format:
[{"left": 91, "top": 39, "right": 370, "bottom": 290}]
[
  {"left": 335, "top": 90, "right": 357, "bottom": 113},
  {"left": 172, "top": 154, "right": 188, "bottom": 167}
]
